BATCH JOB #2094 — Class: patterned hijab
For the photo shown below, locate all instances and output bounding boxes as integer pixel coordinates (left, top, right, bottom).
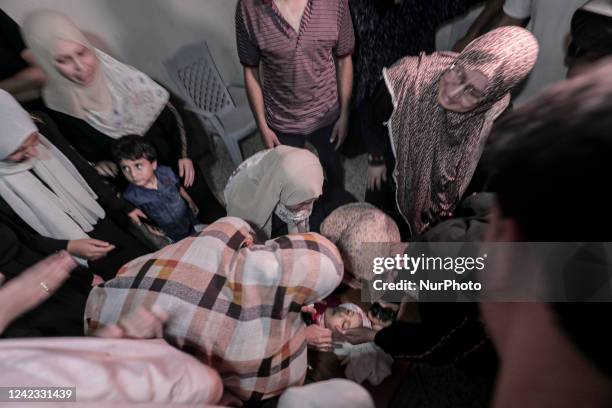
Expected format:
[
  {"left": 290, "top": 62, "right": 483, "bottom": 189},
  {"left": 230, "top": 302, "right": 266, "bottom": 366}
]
[
  {"left": 22, "top": 10, "right": 169, "bottom": 139},
  {"left": 384, "top": 26, "right": 538, "bottom": 236}
]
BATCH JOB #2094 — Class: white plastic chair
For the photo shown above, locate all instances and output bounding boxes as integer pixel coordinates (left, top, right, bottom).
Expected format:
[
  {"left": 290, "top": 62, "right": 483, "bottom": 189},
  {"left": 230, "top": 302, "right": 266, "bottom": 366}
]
[{"left": 164, "top": 42, "right": 256, "bottom": 167}]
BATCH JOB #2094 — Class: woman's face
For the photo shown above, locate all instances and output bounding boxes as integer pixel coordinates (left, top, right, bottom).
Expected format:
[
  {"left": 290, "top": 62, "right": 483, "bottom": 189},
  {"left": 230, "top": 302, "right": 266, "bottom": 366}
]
[
  {"left": 438, "top": 63, "right": 488, "bottom": 113},
  {"left": 52, "top": 39, "right": 99, "bottom": 86},
  {"left": 4, "top": 132, "right": 40, "bottom": 162}
]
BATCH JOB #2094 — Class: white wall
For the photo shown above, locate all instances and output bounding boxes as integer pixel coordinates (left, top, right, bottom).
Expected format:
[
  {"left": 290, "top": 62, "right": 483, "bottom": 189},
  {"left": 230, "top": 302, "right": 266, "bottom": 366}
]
[
  {"left": 436, "top": 4, "right": 484, "bottom": 51},
  {"left": 0, "top": 0, "right": 242, "bottom": 94}
]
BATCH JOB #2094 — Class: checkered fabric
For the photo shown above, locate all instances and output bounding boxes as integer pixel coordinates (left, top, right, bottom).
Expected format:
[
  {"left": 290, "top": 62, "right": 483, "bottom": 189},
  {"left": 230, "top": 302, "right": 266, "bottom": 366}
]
[{"left": 84, "top": 217, "right": 343, "bottom": 403}]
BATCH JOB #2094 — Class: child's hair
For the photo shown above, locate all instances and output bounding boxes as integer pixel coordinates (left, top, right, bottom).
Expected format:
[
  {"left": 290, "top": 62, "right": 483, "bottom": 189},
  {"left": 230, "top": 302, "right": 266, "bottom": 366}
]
[{"left": 112, "top": 135, "right": 157, "bottom": 163}]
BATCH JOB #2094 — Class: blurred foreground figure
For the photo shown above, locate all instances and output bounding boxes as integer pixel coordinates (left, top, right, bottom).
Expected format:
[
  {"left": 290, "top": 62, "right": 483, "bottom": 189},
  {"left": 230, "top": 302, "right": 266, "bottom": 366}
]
[{"left": 482, "top": 59, "right": 612, "bottom": 408}]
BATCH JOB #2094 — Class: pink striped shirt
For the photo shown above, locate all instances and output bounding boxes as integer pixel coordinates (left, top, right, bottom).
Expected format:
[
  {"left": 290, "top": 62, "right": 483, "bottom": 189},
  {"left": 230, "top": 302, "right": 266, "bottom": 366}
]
[{"left": 236, "top": 0, "right": 355, "bottom": 134}]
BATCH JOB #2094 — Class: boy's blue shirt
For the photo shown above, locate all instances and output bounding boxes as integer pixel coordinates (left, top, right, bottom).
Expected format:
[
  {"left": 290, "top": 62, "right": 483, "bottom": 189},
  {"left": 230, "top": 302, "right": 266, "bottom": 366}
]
[{"left": 123, "top": 165, "right": 195, "bottom": 241}]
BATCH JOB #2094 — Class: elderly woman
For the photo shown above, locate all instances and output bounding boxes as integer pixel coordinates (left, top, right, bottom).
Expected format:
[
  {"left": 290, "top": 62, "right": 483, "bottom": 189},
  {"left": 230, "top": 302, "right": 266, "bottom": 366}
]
[
  {"left": 85, "top": 217, "right": 343, "bottom": 404},
  {"left": 224, "top": 146, "right": 324, "bottom": 238},
  {"left": 361, "top": 26, "right": 539, "bottom": 237},
  {"left": 0, "top": 90, "right": 148, "bottom": 280},
  {"left": 20, "top": 10, "right": 225, "bottom": 224}
]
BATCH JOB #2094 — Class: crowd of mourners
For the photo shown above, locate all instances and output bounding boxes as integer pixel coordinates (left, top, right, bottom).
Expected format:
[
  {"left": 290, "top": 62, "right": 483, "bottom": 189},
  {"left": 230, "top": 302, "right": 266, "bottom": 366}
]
[{"left": 1, "top": 0, "right": 612, "bottom": 406}]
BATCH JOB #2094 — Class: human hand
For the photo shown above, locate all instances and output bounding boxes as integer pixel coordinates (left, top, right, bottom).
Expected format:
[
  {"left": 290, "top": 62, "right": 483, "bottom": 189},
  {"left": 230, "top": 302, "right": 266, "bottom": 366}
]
[
  {"left": 367, "top": 164, "right": 387, "bottom": 191},
  {"left": 95, "top": 160, "right": 118, "bottom": 178},
  {"left": 260, "top": 126, "right": 281, "bottom": 149},
  {"left": 0, "top": 251, "right": 76, "bottom": 333},
  {"left": 128, "top": 208, "right": 148, "bottom": 225},
  {"left": 178, "top": 158, "right": 195, "bottom": 188},
  {"left": 335, "top": 326, "right": 377, "bottom": 345},
  {"left": 67, "top": 238, "right": 115, "bottom": 260},
  {"left": 95, "top": 305, "right": 169, "bottom": 339},
  {"left": 305, "top": 324, "right": 335, "bottom": 351},
  {"left": 330, "top": 113, "right": 349, "bottom": 150},
  {"left": 188, "top": 200, "right": 200, "bottom": 216}
]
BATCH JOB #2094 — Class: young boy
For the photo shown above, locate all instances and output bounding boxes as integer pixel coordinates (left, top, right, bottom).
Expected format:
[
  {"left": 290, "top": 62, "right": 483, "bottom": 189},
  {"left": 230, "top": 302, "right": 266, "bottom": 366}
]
[{"left": 112, "top": 135, "right": 199, "bottom": 242}]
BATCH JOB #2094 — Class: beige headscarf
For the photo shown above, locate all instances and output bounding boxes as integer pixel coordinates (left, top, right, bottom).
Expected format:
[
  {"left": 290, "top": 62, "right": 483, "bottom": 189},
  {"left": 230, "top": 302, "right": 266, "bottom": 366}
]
[
  {"left": 0, "top": 90, "right": 105, "bottom": 240},
  {"left": 224, "top": 146, "right": 324, "bottom": 233},
  {"left": 384, "top": 26, "right": 539, "bottom": 236},
  {"left": 21, "top": 10, "right": 169, "bottom": 139}
]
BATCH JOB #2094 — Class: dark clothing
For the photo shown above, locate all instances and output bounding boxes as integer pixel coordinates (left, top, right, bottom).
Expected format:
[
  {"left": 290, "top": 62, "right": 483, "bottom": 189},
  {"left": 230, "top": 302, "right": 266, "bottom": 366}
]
[
  {"left": 123, "top": 166, "right": 196, "bottom": 242},
  {"left": 47, "top": 102, "right": 226, "bottom": 224},
  {"left": 0, "top": 9, "right": 45, "bottom": 111},
  {"left": 375, "top": 303, "right": 495, "bottom": 372},
  {"left": 0, "top": 217, "right": 90, "bottom": 338},
  {"left": 389, "top": 362, "right": 495, "bottom": 408},
  {"left": 359, "top": 80, "right": 393, "bottom": 159},
  {"left": 349, "top": 0, "right": 477, "bottom": 106},
  {"left": 0, "top": 9, "right": 27, "bottom": 79},
  {"left": 357, "top": 80, "right": 411, "bottom": 238},
  {"left": 375, "top": 194, "right": 497, "bottom": 371},
  {"left": 0, "top": 112, "right": 149, "bottom": 280},
  {"left": 274, "top": 122, "right": 344, "bottom": 190}
]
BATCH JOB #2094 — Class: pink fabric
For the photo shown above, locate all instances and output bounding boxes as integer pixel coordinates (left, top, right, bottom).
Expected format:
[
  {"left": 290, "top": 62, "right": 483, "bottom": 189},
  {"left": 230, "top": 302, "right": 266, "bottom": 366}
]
[{"left": 0, "top": 338, "right": 223, "bottom": 406}]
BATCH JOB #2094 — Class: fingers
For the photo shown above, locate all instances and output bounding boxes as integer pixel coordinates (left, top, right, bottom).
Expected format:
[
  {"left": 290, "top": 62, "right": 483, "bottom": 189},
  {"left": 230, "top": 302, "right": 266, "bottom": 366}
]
[
  {"left": 179, "top": 161, "right": 185, "bottom": 178},
  {"left": 88, "top": 239, "right": 112, "bottom": 247},
  {"left": 109, "top": 162, "right": 118, "bottom": 177},
  {"left": 183, "top": 165, "right": 195, "bottom": 188},
  {"left": 270, "top": 130, "right": 281, "bottom": 147},
  {"left": 329, "top": 126, "right": 338, "bottom": 145},
  {"left": 301, "top": 305, "right": 317, "bottom": 314},
  {"left": 96, "top": 162, "right": 118, "bottom": 178}
]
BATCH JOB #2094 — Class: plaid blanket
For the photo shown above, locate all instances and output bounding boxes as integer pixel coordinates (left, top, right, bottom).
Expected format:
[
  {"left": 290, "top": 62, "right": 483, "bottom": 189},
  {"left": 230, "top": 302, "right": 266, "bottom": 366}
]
[{"left": 85, "top": 217, "right": 343, "bottom": 403}]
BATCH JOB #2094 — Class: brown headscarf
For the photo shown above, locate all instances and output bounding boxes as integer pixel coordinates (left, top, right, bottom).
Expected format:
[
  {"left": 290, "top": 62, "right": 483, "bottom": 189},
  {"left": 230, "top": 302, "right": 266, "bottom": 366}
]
[{"left": 384, "top": 26, "right": 538, "bottom": 236}]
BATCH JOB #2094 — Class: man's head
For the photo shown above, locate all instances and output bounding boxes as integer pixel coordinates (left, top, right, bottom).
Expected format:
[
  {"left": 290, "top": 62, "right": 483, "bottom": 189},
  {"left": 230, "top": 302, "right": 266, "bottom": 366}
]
[
  {"left": 483, "top": 59, "right": 612, "bottom": 242},
  {"left": 112, "top": 135, "right": 158, "bottom": 187},
  {"left": 481, "top": 60, "right": 612, "bottom": 406}
]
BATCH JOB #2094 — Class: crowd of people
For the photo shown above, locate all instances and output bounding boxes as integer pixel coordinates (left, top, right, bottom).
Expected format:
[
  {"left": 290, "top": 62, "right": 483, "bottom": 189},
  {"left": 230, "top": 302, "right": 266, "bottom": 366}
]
[{"left": 1, "top": 1, "right": 612, "bottom": 407}]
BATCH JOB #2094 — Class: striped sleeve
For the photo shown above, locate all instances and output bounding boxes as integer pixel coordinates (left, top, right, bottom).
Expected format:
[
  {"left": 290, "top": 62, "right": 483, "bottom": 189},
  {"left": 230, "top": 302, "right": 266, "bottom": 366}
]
[
  {"left": 235, "top": 0, "right": 261, "bottom": 67},
  {"left": 334, "top": 0, "right": 355, "bottom": 58}
]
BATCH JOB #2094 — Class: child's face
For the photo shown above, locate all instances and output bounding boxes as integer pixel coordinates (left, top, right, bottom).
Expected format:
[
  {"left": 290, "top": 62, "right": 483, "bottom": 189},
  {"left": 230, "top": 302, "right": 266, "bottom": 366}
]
[
  {"left": 119, "top": 158, "right": 157, "bottom": 187},
  {"left": 324, "top": 306, "right": 363, "bottom": 332}
]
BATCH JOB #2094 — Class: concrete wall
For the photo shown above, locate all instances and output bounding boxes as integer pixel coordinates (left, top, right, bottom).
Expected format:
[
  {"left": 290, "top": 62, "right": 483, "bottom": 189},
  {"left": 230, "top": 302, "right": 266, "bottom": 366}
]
[{"left": 1, "top": 0, "right": 242, "bottom": 93}]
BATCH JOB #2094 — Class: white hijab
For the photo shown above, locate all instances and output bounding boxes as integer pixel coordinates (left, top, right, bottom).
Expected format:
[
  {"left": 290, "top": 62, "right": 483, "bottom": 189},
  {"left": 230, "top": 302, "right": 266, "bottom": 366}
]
[
  {"left": 0, "top": 90, "right": 105, "bottom": 240},
  {"left": 21, "top": 10, "right": 169, "bottom": 139},
  {"left": 224, "top": 146, "right": 324, "bottom": 234}
]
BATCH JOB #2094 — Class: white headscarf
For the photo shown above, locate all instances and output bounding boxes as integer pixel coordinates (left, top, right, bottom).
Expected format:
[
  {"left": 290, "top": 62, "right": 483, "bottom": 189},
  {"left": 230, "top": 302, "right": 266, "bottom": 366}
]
[
  {"left": 0, "top": 90, "right": 105, "bottom": 240},
  {"left": 224, "top": 146, "right": 324, "bottom": 234},
  {"left": 21, "top": 10, "right": 169, "bottom": 139}
]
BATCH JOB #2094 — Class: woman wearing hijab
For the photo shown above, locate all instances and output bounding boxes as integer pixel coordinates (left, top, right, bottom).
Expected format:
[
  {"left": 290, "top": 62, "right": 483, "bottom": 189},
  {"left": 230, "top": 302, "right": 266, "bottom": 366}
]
[
  {"left": 224, "top": 146, "right": 324, "bottom": 238},
  {"left": 0, "top": 90, "right": 148, "bottom": 280},
  {"left": 20, "top": 10, "right": 225, "bottom": 224},
  {"left": 361, "top": 26, "right": 539, "bottom": 237},
  {"left": 85, "top": 216, "right": 344, "bottom": 404}
]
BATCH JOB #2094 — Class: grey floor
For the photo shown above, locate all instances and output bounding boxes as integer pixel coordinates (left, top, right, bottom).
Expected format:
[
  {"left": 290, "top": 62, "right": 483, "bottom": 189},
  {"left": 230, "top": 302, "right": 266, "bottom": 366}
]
[{"left": 205, "top": 131, "right": 369, "bottom": 204}]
